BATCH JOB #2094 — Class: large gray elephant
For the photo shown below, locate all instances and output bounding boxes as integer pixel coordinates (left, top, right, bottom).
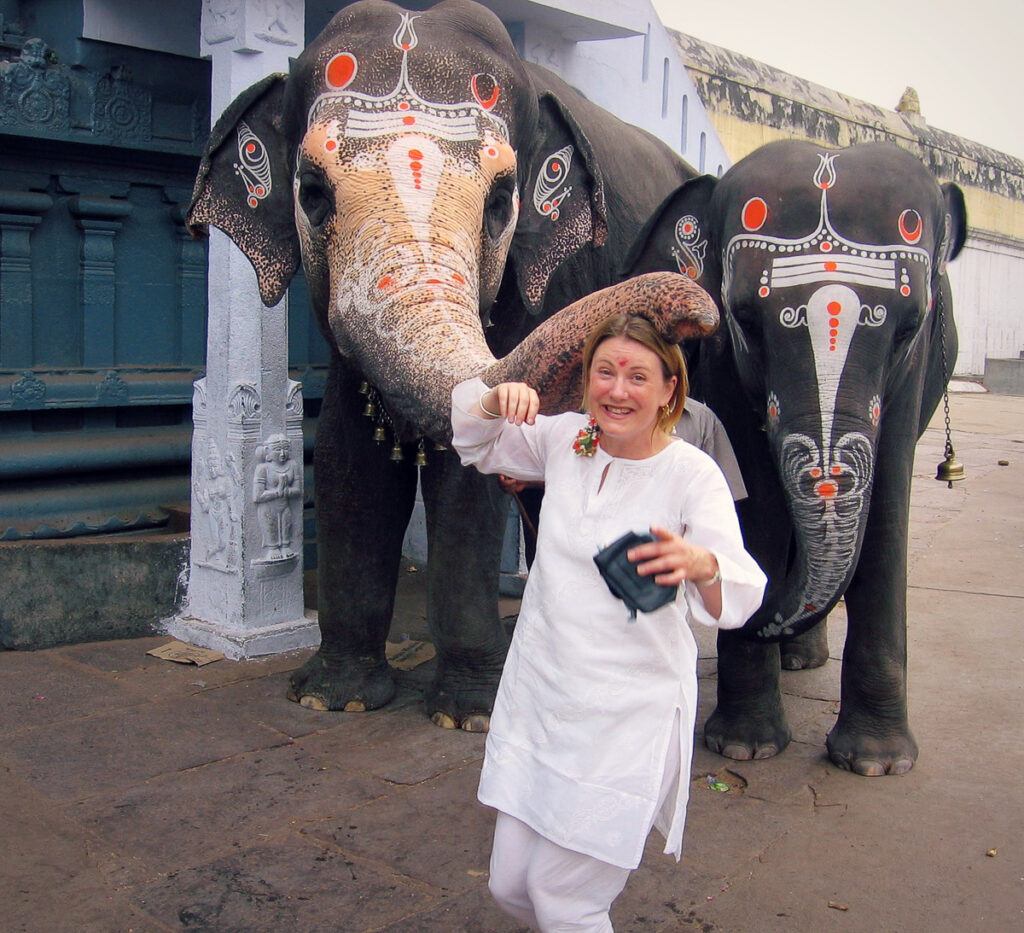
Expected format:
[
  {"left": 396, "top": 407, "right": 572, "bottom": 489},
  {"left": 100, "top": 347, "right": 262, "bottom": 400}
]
[
  {"left": 188, "top": 0, "right": 716, "bottom": 727},
  {"left": 625, "top": 140, "right": 966, "bottom": 774}
]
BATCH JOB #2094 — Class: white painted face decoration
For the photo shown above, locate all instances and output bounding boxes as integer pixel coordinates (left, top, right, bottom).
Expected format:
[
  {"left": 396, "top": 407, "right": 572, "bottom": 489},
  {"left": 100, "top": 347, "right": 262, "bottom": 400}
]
[{"left": 722, "top": 153, "right": 939, "bottom": 638}]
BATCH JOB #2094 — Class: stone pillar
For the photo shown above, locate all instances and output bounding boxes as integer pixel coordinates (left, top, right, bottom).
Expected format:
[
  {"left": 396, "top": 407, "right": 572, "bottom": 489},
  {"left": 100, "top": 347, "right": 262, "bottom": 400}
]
[
  {"left": 0, "top": 190, "right": 53, "bottom": 369},
  {"left": 168, "top": 0, "right": 317, "bottom": 658}
]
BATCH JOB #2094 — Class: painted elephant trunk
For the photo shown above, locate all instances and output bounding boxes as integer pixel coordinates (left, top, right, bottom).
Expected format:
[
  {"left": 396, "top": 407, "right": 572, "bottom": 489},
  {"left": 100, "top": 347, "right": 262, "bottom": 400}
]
[
  {"left": 338, "top": 272, "right": 718, "bottom": 443},
  {"left": 751, "top": 423, "right": 876, "bottom": 640}
]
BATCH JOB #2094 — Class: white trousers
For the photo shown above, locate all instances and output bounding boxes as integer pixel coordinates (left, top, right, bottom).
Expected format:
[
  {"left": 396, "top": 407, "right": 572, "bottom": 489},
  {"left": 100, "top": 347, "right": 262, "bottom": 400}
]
[{"left": 488, "top": 715, "right": 682, "bottom": 932}]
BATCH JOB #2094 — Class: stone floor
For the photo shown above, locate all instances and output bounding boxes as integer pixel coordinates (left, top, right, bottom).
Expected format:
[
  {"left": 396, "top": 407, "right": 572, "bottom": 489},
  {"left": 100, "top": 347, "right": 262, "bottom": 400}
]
[{"left": 2, "top": 390, "right": 1022, "bottom": 932}]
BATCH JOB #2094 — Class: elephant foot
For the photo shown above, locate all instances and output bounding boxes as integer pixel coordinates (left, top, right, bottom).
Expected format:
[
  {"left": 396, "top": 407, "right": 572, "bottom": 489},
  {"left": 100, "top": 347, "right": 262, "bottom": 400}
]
[
  {"left": 780, "top": 622, "right": 830, "bottom": 671},
  {"left": 826, "top": 719, "right": 918, "bottom": 776},
  {"left": 425, "top": 667, "right": 501, "bottom": 733},
  {"left": 705, "top": 706, "right": 792, "bottom": 761},
  {"left": 286, "top": 650, "right": 396, "bottom": 712}
]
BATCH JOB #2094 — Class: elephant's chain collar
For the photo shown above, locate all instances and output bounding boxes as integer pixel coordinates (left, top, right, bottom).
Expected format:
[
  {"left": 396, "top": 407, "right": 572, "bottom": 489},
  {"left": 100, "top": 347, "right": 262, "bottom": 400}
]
[{"left": 358, "top": 381, "right": 442, "bottom": 466}]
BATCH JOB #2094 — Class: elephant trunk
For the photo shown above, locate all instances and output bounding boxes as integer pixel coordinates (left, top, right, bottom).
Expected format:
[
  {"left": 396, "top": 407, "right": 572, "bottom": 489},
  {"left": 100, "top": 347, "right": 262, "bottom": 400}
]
[
  {"left": 335, "top": 272, "right": 718, "bottom": 443},
  {"left": 749, "top": 426, "right": 876, "bottom": 640}
]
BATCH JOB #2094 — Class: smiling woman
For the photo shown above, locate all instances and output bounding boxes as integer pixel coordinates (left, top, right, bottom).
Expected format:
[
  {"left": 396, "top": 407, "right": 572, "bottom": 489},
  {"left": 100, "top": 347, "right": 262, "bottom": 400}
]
[{"left": 451, "top": 311, "right": 766, "bottom": 929}]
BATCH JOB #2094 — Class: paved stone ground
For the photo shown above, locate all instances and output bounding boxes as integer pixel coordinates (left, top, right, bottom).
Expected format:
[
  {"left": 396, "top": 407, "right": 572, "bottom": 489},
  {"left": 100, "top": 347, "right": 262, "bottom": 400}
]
[{"left": 2, "top": 390, "right": 1022, "bottom": 932}]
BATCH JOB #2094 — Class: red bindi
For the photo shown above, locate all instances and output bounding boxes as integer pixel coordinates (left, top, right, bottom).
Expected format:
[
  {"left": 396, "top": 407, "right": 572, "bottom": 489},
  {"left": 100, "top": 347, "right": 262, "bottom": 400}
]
[{"left": 617, "top": 358, "right": 628, "bottom": 367}]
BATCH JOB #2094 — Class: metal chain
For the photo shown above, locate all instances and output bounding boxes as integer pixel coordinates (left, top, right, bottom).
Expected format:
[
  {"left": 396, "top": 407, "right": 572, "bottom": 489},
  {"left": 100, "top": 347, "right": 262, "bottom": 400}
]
[{"left": 936, "top": 288, "right": 955, "bottom": 460}]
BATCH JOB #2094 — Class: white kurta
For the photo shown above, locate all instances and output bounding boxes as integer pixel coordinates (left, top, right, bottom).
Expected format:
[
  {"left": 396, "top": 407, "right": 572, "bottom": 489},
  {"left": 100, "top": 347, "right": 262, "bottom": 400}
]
[{"left": 451, "top": 378, "right": 767, "bottom": 870}]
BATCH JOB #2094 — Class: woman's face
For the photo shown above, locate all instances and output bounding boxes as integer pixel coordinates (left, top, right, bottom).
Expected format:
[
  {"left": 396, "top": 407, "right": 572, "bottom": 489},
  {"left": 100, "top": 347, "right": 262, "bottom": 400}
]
[{"left": 587, "top": 336, "right": 677, "bottom": 459}]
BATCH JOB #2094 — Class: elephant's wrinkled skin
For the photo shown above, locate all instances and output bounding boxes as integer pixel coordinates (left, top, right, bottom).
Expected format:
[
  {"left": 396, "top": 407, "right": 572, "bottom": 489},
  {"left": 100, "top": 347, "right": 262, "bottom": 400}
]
[
  {"left": 188, "top": 0, "right": 714, "bottom": 726},
  {"left": 626, "top": 141, "right": 966, "bottom": 774}
]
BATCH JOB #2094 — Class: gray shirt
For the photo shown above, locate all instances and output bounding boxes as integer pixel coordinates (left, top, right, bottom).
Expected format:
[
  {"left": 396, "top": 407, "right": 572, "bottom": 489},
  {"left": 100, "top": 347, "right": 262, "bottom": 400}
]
[{"left": 674, "top": 399, "right": 748, "bottom": 501}]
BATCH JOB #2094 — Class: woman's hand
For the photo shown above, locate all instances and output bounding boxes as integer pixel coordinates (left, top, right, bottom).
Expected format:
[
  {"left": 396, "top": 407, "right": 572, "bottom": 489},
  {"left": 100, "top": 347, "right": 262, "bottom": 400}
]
[
  {"left": 628, "top": 526, "right": 719, "bottom": 587},
  {"left": 479, "top": 382, "right": 540, "bottom": 426}
]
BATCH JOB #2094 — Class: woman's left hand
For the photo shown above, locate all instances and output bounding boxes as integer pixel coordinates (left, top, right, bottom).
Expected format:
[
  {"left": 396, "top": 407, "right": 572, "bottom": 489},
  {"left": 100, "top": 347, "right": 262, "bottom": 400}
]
[{"left": 627, "top": 525, "right": 719, "bottom": 587}]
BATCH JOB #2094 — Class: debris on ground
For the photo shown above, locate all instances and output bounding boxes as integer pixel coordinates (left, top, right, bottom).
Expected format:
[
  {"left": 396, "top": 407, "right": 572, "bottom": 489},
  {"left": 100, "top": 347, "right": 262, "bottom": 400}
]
[
  {"left": 146, "top": 641, "right": 224, "bottom": 666},
  {"left": 828, "top": 901, "right": 850, "bottom": 911},
  {"left": 385, "top": 638, "right": 436, "bottom": 671}
]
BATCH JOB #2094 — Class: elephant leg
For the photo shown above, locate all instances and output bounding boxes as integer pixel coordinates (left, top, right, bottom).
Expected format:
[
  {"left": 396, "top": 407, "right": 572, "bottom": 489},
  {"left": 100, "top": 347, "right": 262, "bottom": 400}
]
[
  {"left": 705, "top": 630, "right": 791, "bottom": 760},
  {"left": 780, "top": 617, "right": 830, "bottom": 670},
  {"left": 826, "top": 437, "right": 918, "bottom": 775},
  {"left": 288, "top": 359, "right": 418, "bottom": 712},
  {"left": 419, "top": 448, "right": 510, "bottom": 732}
]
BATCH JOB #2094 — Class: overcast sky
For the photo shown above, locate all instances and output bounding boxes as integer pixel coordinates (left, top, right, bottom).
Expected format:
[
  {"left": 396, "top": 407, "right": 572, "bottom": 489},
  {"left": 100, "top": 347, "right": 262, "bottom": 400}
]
[{"left": 651, "top": 0, "right": 1022, "bottom": 161}]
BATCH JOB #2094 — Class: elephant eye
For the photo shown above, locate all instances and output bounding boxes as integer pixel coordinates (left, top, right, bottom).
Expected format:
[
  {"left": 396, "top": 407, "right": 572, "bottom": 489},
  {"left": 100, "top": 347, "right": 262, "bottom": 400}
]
[
  {"left": 298, "top": 169, "right": 333, "bottom": 228},
  {"left": 484, "top": 179, "right": 515, "bottom": 240}
]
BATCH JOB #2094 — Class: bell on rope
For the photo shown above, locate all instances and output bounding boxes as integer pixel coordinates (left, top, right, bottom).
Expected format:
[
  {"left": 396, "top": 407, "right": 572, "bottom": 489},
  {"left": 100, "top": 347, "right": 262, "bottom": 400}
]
[
  {"left": 390, "top": 442, "right": 404, "bottom": 462},
  {"left": 358, "top": 381, "right": 370, "bottom": 395},
  {"left": 363, "top": 400, "right": 377, "bottom": 418},
  {"left": 415, "top": 442, "right": 428, "bottom": 467},
  {"left": 935, "top": 449, "right": 966, "bottom": 488},
  {"left": 373, "top": 424, "right": 387, "bottom": 443}
]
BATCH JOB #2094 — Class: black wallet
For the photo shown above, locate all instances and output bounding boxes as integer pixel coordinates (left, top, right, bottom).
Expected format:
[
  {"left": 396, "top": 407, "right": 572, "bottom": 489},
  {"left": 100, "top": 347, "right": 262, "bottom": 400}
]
[{"left": 593, "top": 531, "right": 679, "bottom": 621}]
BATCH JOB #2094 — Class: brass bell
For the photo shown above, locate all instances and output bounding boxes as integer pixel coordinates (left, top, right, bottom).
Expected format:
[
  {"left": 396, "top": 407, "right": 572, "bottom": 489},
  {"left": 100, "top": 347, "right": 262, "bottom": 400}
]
[
  {"left": 358, "top": 381, "right": 370, "bottom": 395},
  {"left": 936, "top": 450, "right": 966, "bottom": 488},
  {"left": 373, "top": 424, "right": 387, "bottom": 443},
  {"left": 415, "top": 441, "right": 428, "bottom": 467},
  {"left": 363, "top": 400, "right": 377, "bottom": 418},
  {"left": 390, "top": 442, "right": 404, "bottom": 462}
]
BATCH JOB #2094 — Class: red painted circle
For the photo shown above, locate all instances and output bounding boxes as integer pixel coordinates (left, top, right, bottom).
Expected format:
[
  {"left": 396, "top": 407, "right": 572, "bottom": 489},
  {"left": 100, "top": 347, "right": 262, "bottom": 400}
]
[
  {"left": 901, "top": 284, "right": 911, "bottom": 297},
  {"left": 821, "top": 241, "right": 833, "bottom": 252},
  {"left": 898, "top": 209, "right": 923, "bottom": 244},
  {"left": 325, "top": 53, "right": 358, "bottom": 90},
  {"left": 398, "top": 101, "right": 410, "bottom": 111},
  {"left": 247, "top": 196, "right": 258, "bottom": 208},
  {"left": 682, "top": 222, "right": 695, "bottom": 235},
  {"left": 829, "top": 317, "right": 839, "bottom": 327},
  {"left": 401, "top": 42, "right": 411, "bottom": 50},
  {"left": 402, "top": 116, "right": 416, "bottom": 125},
  {"left": 377, "top": 275, "right": 393, "bottom": 289},
  {"left": 758, "top": 285, "right": 770, "bottom": 298},
  {"left": 830, "top": 465, "right": 842, "bottom": 476},
  {"left": 809, "top": 467, "right": 823, "bottom": 479},
  {"left": 541, "top": 202, "right": 551, "bottom": 213},
  {"left": 824, "top": 261, "right": 838, "bottom": 272},
  {"left": 815, "top": 481, "right": 838, "bottom": 499},
  {"left": 246, "top": 142, "right": 256, "bottom": 154},
  {"left": 255, "top": 186, "right": 265, "bottom": 197},
  {"left": 830, "top": 328, "right": 838, "bottom": 337},
  {"left": 686, "top": 266, "right": 698, "bottom": 279},
  {"left": 408, "top": 149, "right": 423, "bottom": 160},
  {"left": 409, "top": 161, "right": 422, "bottom": 171},
  {"left": 551, "top": 210, "right": 559, "bottom": 221},
  {"left": 827, "top": 301, "right": 841, "bottom": 314},
  {"left": 741, "top": 197, "right": 768, "bottom": 232},
  {"left": 325, "top": 139, "right": 337, "bottom": 152}
]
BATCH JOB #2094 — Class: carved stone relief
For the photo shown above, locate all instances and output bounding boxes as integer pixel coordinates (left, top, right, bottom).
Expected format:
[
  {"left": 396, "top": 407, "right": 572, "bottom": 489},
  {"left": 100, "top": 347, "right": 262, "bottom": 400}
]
[
  {"left": 93, "top": 67, "right": 152, "bottom": 142},
  {"left": 227, "top": 382, "right": 261, "bottom": 422},
  {"left": 252, "top": 432, "right": 302, "bottom": 564},
  {"left": 96, "top": 370, "right": 130, "bottom": 405},
  {"left": 193, "top": 436, "right": 242, "bottom": 571},
  {"left": 0, "top": 38, "right": 70, "bottom": 130},
  {"left": 10, "top": 371, "right": 46, "bottom": 407}
]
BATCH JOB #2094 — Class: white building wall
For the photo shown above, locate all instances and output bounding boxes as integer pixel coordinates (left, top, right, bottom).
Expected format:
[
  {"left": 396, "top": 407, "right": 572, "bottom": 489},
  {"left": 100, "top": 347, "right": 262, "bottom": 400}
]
[
  {"left": 947, "top": 232, "right": 1024, "bottom": 376},
  {"left": 521, "top": 1, "right": 729, "bottom": 173}
]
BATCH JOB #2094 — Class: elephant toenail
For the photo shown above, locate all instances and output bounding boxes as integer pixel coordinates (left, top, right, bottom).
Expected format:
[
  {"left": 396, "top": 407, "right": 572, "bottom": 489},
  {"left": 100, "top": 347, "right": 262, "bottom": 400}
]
[
  {"left": 343, "top": 700, "right": 366, "bottom": 712},
  {"left": 299, "top": 695, "right": 329, "bottom": 711},
  {"left": 753, "top": 744, "right": 779, "bottom": 759},
  {"left": 461, "top": 714, "right": 491, "bottom": 733},
  {"left": 721, "top": 744, "right": 754, "bottom": 761},
  {"left": 854, "top": 759, "right": 886, "bottom": 776},
  {"left": 431, "top": 712, "right": 458, "bottom": 729}
]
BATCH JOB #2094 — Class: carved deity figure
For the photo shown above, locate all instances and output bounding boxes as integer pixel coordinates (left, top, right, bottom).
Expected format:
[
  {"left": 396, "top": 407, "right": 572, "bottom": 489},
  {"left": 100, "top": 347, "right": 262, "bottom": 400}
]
[
  {"left": 193, "top": 438, "right": 240, "bottom": 566},
  {"left": 252, "top": 433, "right": 301, "bottom": 560}
]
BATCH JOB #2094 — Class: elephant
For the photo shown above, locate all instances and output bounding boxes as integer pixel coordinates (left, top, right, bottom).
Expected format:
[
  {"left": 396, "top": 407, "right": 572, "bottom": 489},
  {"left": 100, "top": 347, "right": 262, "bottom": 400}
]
[
  {"left": 624, "top": 140, "right": 966, "bottom": 775},
  {"left": 187, "top": 0, "right": 715, "bottom": 728}
]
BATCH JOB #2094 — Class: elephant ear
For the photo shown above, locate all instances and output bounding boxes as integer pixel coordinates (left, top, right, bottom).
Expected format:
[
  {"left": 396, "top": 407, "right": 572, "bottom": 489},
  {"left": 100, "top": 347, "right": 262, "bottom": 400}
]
[
  {"left": 938, "top": 182, "right": 968, "bottom": 274},
  {"left": 188, "top": 74, "right": 299, "bottom": 307},
  {"left": 512, "top": 91, "right": 608, "bottom": 315},
  {"left": 620, "top": 174, "right": 719, "bottom": 289}
]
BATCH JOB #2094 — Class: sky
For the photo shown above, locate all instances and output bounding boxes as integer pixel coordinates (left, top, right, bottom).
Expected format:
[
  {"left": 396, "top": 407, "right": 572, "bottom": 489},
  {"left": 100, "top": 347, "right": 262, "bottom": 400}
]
[{"left": 651, "top": 0, "right": 1023, "bottom": 161}]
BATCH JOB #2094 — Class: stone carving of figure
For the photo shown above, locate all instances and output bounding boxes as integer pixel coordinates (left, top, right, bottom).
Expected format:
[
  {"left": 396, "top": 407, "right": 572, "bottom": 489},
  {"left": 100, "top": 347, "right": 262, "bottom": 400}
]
[
  {"left": 252, "top": 433, "right": 301, "bottom": 560},
  {"left": 0, "top": 37, "right": 70, "bottom": 129},
  {"left": 194, "top": 438, "right": 240, "bottom": 567}
]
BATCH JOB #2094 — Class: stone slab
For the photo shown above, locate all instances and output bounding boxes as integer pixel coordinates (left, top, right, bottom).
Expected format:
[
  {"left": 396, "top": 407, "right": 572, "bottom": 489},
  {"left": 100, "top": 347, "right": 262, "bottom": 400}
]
[
  {"left": 983, "top": 356, "right": 1024, "bottom": 396},
  {"left": 0, "top": 531, "right": 189, "bottom": 649}
]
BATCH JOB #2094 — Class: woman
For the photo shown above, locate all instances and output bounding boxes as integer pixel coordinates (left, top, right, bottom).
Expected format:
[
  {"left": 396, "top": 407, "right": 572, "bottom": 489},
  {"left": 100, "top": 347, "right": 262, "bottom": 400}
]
[{"left": 451, "top": 313, "right": 766, "bottom": 932}]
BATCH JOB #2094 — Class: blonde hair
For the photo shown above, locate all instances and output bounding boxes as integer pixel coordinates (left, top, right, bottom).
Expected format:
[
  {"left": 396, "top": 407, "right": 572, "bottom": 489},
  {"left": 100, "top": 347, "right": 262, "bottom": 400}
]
[{"left": 581, "top": 313, "right": 688, "bottom": 434}]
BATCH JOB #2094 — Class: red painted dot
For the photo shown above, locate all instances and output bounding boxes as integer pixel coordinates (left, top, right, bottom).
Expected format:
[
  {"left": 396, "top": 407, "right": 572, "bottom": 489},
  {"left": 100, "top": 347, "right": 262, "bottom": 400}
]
[
  {"left": 246, "top": 142, "right": 256, "bottom": 154},
  {"left": 830, "top": 465, "right": 842, "bottom": 476},
  {"left": 409, "top": 161, "right": 422, "bottom": 171},
  {"left": 682, "top": 222, "right": 694, "bottom": 234},
  {"left": 452, "top": 273, "right": 465, "bottom": 284},
  {"left": 325, "top": 139, "right": 337, "bottom": 152},
  {"left": 758, "top": 285, "right": 770, "bottom": 298},
  {"left": 551, "top": 161, "right": 560, "bottom": 172},
  {"left": 255, "top": 186, "right": 265, "bottom": 197},
  {"left": 830, "top": 328, "right": 838, "bottom": 337},
  {"left": 247, "top": 197, "right": 258, "bottom": 208},
  {"left": 325, "top": 53, "right": 357, "bottom": 90},
  {"left": 398, "top": 101, "right": 410, "bottom": 111},
  {"left": 426, "top": 278, "right": 441, "bottom": 285},
  {"left": 768, "top": 405, "right": 778, "bottom": 418},
  {"left": 809, "top": 467, "right": 823, "bottom": 479},
  {"left": 686, "top": 266, "right": 698, "bottom": 279},
  {"left": 401, "top": 42, "right": 411, "bottom": 50},
  {"left": 821, "top": 241, "right": 833, "bottom": 252},
  {"left": 541, "top": 202, "right": 551, "bottom": 213},
  {"left": 402, "top": 116, "right": 416, "bottom": 125},
  {"left": 827, "top": 301, "right": 841, "bottom": 314},
  {"left": 408, "top": 149, "right": 423, "bottom": 160},
  {"left": 829, "top": 318, "right": 840, "bottom": 328},
  {"left": 816, "top": 481, "right": 838, "bottom": 499},
  {"left": 377, "top": 276, "right": 393, "bottom": 289},
  {"left": 901, "top": 285, "right": 911, "bottom": 297},
  {"left": 824, "top": 261, "right": 837, "bottom": 272},
  {"left": 742, "top": 197, "right": 768, "bottom": 231},
  {"left": 550, "top": 210, "right": 560, "bottom": 221}
]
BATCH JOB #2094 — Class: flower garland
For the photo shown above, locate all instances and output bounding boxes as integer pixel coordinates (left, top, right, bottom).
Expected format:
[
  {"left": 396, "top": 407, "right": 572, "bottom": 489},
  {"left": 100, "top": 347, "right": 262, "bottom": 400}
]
[{"left": 572, "top": 415, "right": 601, "bottom": 456}]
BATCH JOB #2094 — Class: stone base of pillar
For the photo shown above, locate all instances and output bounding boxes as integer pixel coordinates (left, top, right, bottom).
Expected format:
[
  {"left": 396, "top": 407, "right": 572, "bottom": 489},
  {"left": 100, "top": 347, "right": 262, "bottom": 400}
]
[{"left": 165, "top": 610, "right": 321, "bottom": 660}]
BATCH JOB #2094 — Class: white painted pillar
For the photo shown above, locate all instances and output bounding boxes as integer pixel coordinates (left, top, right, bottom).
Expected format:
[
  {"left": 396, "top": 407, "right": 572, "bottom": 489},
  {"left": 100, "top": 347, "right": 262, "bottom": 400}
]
[{"left": 169, "top": 0, "right": 319, "bottom": 658}]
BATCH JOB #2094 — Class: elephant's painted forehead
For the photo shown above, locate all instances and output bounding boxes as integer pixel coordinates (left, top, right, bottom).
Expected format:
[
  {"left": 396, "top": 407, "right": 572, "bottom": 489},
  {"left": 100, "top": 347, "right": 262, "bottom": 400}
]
[{"left": 302, "top": 10, "right": 523, "bottom": 145}]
